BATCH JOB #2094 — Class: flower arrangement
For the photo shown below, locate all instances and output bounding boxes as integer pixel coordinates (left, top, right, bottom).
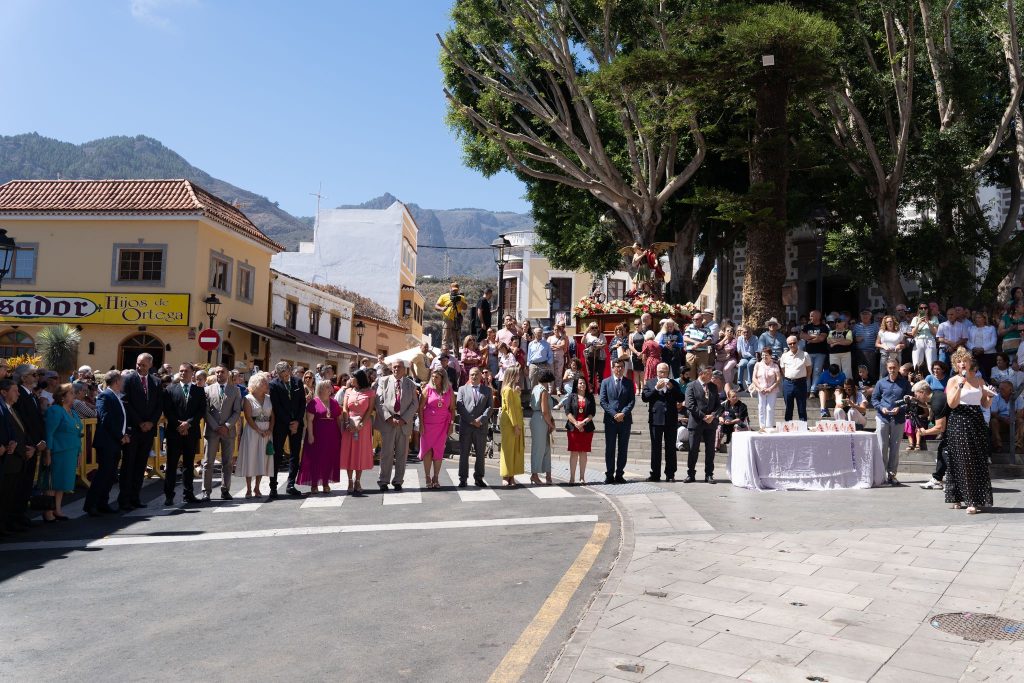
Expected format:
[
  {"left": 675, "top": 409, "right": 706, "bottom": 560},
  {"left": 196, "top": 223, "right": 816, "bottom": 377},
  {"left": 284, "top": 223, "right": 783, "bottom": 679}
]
[{"left": 572, "top": 293, "right": 698, "bottom": 318}]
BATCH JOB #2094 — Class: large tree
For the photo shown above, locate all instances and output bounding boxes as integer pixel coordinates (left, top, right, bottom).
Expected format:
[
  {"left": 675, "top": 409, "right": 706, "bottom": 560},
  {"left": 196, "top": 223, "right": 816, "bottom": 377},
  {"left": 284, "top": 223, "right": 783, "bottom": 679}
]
[{"left": 439, "top": 0, "right": 710, "bottom": 296}]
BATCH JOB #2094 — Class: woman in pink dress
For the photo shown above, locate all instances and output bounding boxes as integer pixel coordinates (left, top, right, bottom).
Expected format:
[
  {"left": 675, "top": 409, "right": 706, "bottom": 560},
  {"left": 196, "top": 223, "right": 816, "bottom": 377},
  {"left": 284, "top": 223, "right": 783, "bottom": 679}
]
[
  {"left": 299, "top": 380, "right": 343, "bottom": 493},
  {"left": 419, "top": 368, "right": 455, "bottom": 489},
  {"left": 340, "top": 369, "right": 376, "bottom": 496},
  {"left": 642, "top": 331, "right": 661, "bottom": 381},
  {"left": 460, "top": 335, "right": 484, "bottom": 386}
]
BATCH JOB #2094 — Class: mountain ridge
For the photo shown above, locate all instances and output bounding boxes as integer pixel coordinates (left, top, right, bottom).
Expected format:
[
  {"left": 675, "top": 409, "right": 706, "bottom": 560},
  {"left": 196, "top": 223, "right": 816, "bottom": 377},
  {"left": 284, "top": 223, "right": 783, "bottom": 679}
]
[{"left": 0, "top": 132, "right": 532, "bottom": 276}]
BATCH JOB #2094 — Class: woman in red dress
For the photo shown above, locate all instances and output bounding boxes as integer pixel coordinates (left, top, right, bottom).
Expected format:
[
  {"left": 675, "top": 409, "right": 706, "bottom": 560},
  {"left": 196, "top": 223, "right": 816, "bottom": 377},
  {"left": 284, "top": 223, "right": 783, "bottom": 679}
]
[
  {"left": 642, "top": 330, "right": 662, "bottom": 382},
  {"left": 564, "top": 377, "right": 596, "bottom": 485}
]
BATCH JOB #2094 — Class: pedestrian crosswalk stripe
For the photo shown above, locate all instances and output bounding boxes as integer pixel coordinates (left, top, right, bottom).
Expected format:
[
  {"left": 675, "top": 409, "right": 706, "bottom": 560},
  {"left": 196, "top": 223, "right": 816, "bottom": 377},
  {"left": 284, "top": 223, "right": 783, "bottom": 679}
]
[
  {"left": 445, "top": 469, "right": 500, "bottom": 501},
  {"left": 383, "top": 469, "right": 422, "bottom": 505},
  {"left": 526, "top": 484, "right": 574, "bottom": 499},
  {"left": 214, "top": 502, "right": 262, "bottom": 513},
  {"left": 300, "top": 493, "right": 345, "bottom": 508}
]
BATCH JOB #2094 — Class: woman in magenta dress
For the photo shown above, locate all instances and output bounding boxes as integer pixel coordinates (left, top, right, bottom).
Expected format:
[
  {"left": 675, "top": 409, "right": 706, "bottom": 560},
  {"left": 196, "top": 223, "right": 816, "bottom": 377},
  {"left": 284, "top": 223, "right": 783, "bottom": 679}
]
[
  {"left": 299, "top": 380, "right": 343, "bottom": 493},
  {"left": 419, "top": 368, "right": 456, "bottom": 489},
  {"left": 340, "top": 369, "right": 376, "bottom": 496},
  {"left": 642, "top": 331, "right": 661, "bottom": 381}
]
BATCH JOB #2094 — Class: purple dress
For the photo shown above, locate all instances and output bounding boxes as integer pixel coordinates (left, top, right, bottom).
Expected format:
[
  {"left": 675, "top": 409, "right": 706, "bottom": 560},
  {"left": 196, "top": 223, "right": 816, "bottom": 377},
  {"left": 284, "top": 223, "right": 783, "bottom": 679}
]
[{"left": 298, "top": 398, "right": 341, "bottom": 486}]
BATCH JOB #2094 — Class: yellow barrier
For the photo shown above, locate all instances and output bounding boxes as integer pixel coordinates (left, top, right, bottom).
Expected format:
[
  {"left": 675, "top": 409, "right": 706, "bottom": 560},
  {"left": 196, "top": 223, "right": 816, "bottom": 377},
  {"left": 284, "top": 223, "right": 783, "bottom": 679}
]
[{"left": 76, "top": 417, "right": 166, "bottom": 488}]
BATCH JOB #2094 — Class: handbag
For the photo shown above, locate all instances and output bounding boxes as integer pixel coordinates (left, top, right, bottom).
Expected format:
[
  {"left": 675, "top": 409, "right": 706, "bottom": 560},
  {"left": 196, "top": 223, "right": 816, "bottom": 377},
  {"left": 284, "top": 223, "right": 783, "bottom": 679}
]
[
  {"left": 30, "top": 463, "right": 56, "bottom": 511},
  {"left": 265, "top": 441, "right": 275, "bottom": 456}
]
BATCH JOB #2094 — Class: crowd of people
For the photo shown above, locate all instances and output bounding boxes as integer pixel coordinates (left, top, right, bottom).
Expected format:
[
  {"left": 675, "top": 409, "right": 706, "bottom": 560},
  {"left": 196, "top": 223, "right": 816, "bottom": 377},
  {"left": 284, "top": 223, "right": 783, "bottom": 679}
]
[{"left": 1, "top": 286, "right": 1017, "bottom": 534}]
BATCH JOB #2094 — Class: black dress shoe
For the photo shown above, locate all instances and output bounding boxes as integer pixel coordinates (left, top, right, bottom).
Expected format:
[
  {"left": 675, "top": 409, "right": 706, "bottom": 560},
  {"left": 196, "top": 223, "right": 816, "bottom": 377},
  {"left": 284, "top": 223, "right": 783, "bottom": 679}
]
[
  {"left": 96, "top": 505, "right": 117, "bottom": 514},
  {"left": 286, "top": 487, "right": 304, "bottom": 497},
  {"left": 683, "top": 475, "right": 696, "bottom": 483},
  {"left": 666, "top": 477, "right": 676, "bottom": 482},
  {"left": 85, "top": 507, "right": 101, "bottom": 518},
  {"left": 705, "top": 475, "right": 716, "bottom": 484},
  {"left": 474, "top": 479, "right": 487, "bottom": 488},
  {"left": 645, "top": 476, "right": 661, "bottom": 482},
  {"left": 613, "top": 475, "right": 627, "bottom": 484},
  {"left": 164, "top": 495, "right": 174, "bottom": 506},
  {"left": 183, "top": 495, "right": 199, "bottom": 504},
  {"left": 221, "top": 489, "right": 233, "bottom": 501},
  {"left": 392, "top": 484, "right": 403, "bottom": 492},
  {"left": 458, "top": 480, "right": 468, "bottom": 488},
  {"left": 379, "top": 484, "right": 389, "bottom": 492},
  {"left": 604, "top": 476, "right": 614, "bottom": 484},
  {"left": 132, "top": 500, "right": 146, "bottom": 509}
]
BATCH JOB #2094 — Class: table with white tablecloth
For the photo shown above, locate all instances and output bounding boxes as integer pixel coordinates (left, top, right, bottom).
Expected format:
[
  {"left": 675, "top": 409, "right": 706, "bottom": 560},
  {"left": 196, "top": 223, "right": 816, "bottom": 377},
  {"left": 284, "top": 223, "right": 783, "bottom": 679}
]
[{"left": 728, "top": 431, "right": 886, "bottom": 490}]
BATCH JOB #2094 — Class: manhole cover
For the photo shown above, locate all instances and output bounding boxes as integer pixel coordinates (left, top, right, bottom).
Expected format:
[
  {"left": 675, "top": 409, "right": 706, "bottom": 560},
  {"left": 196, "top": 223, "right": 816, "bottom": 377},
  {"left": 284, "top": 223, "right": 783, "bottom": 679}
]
[{"left": 930, "top": 613, "right": 1024, "bottom": 642}]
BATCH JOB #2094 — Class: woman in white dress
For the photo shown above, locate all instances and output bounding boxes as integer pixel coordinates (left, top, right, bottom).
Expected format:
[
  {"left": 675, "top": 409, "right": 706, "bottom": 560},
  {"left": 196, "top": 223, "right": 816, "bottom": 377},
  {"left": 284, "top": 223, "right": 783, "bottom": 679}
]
[
  {"left": 235, "top": 372, "right": 275, "bottom": 498},
  {"left": 875, "top": 315, "right": 905, "bottom": 378}
]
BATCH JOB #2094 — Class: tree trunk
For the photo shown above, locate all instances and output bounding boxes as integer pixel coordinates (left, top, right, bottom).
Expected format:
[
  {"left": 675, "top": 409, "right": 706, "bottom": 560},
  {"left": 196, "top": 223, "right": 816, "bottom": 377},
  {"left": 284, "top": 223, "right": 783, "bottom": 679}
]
[
  {"left": 742, "top": 75, "right": 790, "bottom": 329},
  {"left": 875, "top": 199, "right": 909, "bottom": 307},
  {"left": 668, "top": 213, "right": 702, "bottom": 303}
]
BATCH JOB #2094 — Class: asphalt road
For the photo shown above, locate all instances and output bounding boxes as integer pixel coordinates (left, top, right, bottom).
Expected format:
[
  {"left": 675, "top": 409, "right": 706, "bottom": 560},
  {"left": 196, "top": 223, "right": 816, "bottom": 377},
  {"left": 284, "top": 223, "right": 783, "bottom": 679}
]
[{"left": 0, "top": 458, "right": 618, "bottom": 682}]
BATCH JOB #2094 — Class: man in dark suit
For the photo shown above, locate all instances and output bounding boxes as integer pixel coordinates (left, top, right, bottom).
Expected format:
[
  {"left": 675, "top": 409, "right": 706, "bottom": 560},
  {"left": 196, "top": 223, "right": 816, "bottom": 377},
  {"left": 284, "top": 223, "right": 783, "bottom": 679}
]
[
  {"left": 120, "top": 352, "right": 163, "bottom": 510},
  {"left": 162, "top": 363, "right": 207, "bottom": 505},
  {"left": 641, "top": 362, "right": 685, "bottom": 482},
  {"left": 0, "top": 378, "right": 37, "bottom": 534},
  {"left": 685, "top": 365, "right": 722, "bottom": 483},
  {"left": 456, "top": 367, "right": 493, "bottom": 487},
  {"left": 84, "top": 370, "right": 130, "bottom": 516},
  {"left": 599, "top": 358, "right": 635, "bottom": 484},
  {"left": 269, "top": 362, "right": 306, "bottom": 499},
  {"left": 13, "top": 364, "right": 46, "bottom": 526}
]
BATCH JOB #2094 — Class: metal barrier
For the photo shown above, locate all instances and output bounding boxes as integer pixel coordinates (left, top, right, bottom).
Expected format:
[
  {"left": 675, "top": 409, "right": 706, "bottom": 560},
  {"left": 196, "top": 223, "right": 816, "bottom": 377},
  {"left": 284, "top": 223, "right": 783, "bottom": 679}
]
[{"left": 75, "top": 417, "right": 167, "bottom": 488}]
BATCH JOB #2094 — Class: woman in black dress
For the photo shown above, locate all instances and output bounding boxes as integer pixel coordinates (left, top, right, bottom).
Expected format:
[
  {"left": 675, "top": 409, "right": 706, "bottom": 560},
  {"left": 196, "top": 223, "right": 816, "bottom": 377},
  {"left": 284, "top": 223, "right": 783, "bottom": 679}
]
[{"left": 945, "top": 350, "right": 995, "bottom": 514}]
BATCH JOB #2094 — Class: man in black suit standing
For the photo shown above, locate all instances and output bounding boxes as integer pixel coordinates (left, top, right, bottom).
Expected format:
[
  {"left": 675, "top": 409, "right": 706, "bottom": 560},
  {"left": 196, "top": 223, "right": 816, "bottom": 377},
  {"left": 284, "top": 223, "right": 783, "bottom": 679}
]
[
  {"left": 162, "top": 363, "right": 207, "bottom": 505},
  {"left": 599, "top": 358, "right": 635, "bottom": 484},
  {"left": 685, "top": 365, "right": 722, "bottom": 483},
  {"left": 12, "top": 364, "right": 46, "bottom": 527},
  {"left": 84, "top": 370, "right": 130, "bottom": 516},
  {"left": 121, "top": 352, "right": 163, "bottom": 510},
  {"left": 641, "top": 362, "right": 685, "bottom": 482},
  {"left": 269, "top": 362, "right": 306, "bottom": 499},
  {"left": 0, "top": 378, "right": 38, "bottom": 535}
]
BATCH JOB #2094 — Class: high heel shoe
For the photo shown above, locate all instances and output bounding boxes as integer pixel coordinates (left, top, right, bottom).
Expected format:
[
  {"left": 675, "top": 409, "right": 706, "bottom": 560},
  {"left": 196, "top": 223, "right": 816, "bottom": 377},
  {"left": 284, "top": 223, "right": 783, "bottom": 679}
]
[{"left": 530, "top": 474, "right": 542, "bottom": 485}]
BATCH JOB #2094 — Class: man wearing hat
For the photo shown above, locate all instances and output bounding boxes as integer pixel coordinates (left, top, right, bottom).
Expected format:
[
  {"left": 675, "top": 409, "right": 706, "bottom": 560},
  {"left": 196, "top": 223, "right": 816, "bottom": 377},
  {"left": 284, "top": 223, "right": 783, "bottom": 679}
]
[
  {"left": 758, "top": 318, "right": 787, "bottom": 360},
  {"left": 435, "top": 282, "right": 468, "bottom": 356}
]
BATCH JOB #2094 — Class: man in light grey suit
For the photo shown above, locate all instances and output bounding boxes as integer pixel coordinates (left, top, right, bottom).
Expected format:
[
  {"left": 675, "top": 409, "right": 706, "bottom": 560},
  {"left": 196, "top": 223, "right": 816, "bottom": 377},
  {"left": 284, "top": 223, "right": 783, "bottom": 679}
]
[
  {"left": 456, "top": 367, "right": 492, "bottom": 487},
  {"left": 201, "top": 366, "right": 242, "bottom": 501},
  {"left": 376, "top": 360, "right": 418, "bottom": 491}
]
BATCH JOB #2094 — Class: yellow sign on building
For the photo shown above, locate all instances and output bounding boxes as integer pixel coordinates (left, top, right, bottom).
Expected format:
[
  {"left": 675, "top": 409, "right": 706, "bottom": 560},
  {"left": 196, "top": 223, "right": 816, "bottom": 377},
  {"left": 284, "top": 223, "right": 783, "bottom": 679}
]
[{"left": 0, "top": 291, "right": 191, "bottom": 326}]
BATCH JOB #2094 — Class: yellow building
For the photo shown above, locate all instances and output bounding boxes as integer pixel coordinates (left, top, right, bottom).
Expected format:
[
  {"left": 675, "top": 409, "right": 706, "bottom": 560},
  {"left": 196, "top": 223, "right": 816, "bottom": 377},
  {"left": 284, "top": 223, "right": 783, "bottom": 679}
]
[{"left": 0, "top": 179, "right": 282, "bottom": 371}]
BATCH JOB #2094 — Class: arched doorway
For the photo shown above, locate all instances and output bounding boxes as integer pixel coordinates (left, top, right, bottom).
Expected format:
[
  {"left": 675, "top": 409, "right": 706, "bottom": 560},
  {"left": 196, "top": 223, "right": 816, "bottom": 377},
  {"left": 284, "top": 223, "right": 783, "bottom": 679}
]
[
  {"left": 221, "top": 341, "right": 235, "bottom": 370},
  {"left": 119, "top": 333, "right": 164, "bottom": 370},
  {"left": 0, "top": 330, "right": 35, "bottom": 358}
]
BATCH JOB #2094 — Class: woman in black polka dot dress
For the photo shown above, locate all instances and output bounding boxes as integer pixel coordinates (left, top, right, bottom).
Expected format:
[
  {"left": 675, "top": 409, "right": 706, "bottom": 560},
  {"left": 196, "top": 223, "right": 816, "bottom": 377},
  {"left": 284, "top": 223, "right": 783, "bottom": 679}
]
[{"left": 944, "top": 351, "right": 994, "bottom": 514}]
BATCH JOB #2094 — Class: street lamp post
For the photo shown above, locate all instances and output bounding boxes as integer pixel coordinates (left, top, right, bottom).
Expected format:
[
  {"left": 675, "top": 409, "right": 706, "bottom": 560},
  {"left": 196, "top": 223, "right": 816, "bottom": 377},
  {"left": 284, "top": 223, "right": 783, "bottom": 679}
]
[
  {"left": 544, "top": 280, "right": 553, "bottom": 325},
  {"left": 204, "top": 293, "right": 221, "bottom": 364},
  {"left": 810, "top": 207, "right": 829, "bottom": 313},
  {"left": 354, "top": 320, "right": 365, "bottom": 349},
  {"left": 490, "top": 235, "right": 512, "bottom": 319},
  {"left": 0, "top": 228, "right": 17, "bottom": 289}
]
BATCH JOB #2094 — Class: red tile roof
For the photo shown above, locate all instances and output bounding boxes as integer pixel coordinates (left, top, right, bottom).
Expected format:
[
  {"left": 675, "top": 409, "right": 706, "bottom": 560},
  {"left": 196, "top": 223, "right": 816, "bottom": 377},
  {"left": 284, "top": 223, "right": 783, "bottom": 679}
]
[{"left": 0, "top": 179, "right": 283, "bottom": 251}]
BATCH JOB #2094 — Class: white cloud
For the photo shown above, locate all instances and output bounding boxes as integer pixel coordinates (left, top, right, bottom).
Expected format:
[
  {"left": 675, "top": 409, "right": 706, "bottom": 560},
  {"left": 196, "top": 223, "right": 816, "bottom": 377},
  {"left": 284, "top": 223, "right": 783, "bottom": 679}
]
[{"left": 130, "top": 0, "right": 198, "bottom": 30}]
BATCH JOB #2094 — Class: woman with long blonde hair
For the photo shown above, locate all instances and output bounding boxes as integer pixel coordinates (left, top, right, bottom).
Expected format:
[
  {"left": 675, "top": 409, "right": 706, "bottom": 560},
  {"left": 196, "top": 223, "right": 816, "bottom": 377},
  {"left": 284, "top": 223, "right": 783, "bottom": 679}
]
[{"left": 498, "top": 364, "right": 525, "bottom": 486}]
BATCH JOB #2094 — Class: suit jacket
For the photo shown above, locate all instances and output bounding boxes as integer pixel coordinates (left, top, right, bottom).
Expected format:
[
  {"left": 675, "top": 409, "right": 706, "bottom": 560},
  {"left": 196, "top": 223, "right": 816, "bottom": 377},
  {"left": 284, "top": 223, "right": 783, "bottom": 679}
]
[
  {"left": 1, "top": 401, "right": 31, "bottom": 474},
  {"left": 123, "top": 372, "right": 163, "bottom": 430},
  {"left": 163, "top": 382, "right": 207, "bottom": 443},
  {"left": 95, "top": 389, "right": 127, "bottom": 450},
  {"left": 599, "top": 376, "right": 635, "bottom": 424},
  {"left": 685, "top": 380, "right": 721, "bottom": 430},
  {"left": 269, "top": 376, "right": 306, "bottom": 434},
  {"left": 205, "top": 382, "right": 242, "bottom": 436},
  {"left": 456, "top": 383, "right": 492, "bottom": 427},
  {"left": 375, "top": 375, "right": 419, "bottom": 429},
  {"left": 564, "top": 391, "right": 596, "bottom": 432},
  {"left": 15, "top": 385, "right": 45, "bottom": 443},
  {"left": 641, "top": 378, "right": 685, "bottom": 427}
]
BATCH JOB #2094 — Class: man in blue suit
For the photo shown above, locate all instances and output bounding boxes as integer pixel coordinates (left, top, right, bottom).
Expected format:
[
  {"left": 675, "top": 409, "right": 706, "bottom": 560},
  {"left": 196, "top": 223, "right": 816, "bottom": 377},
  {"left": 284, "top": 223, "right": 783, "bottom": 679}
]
[
  {"left": 599, "top": 358, "right": 635, "bottom": 484},
  {"left": 84, "top": 370, "right": 130, "bottom": 516}
]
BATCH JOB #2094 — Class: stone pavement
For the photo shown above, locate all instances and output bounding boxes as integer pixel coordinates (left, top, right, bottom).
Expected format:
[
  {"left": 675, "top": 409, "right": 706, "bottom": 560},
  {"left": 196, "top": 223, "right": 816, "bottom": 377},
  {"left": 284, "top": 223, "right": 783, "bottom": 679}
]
[{"left": 537, "top": 445, "right": 1024, "bottom": 682}]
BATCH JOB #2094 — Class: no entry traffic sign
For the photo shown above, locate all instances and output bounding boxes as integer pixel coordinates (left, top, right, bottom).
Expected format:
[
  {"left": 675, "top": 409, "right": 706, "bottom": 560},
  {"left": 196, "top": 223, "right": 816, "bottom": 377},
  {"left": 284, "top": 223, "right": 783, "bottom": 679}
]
[{"left": 198, "top": 329, "right": 221, "bottom": 351}]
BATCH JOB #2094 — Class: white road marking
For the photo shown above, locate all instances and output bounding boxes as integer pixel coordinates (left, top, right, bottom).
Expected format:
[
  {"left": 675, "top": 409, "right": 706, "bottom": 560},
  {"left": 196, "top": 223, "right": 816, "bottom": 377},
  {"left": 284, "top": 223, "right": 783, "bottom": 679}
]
[
  {"left": 383, "top": 469, "right": 422, "bottom": 506},
  {"left": 301, "top": 493, "right": 345, "bottom": 509},
  {"left": 446, "top": 469, "right": 500, "bottom": 501},
  {"left": 525, "top": 485, "right": 574, "bottom": 499},
  {"left": 213, "top": 503, "right": 263, "bottom": 513},
  {"left": 0, "top": 514, "right": 601, "bottom": 552}
]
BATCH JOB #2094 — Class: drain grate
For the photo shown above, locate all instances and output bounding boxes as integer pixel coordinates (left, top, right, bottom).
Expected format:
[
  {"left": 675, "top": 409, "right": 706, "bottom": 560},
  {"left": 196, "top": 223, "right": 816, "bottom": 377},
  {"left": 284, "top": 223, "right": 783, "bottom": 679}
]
[{"left": 930, "top": 613, "right": 1024, "bottom": 642}]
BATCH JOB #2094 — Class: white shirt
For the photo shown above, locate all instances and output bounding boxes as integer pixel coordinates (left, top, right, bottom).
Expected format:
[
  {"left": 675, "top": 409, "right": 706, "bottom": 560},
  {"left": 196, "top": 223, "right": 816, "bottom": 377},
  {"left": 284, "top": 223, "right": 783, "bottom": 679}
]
[
  {"left": 779, "top": 350, "right": 811, "bottom": 379},
  {"left": 968, "top": 325, "right": 997, "bottom": 354}
]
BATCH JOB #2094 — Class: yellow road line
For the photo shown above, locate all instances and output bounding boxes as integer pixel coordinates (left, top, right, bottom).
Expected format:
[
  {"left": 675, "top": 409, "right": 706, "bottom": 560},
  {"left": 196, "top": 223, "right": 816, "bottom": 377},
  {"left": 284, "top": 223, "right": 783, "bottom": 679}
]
[{"left": 488, "top": 522, "right": 611, "bottom": 683}]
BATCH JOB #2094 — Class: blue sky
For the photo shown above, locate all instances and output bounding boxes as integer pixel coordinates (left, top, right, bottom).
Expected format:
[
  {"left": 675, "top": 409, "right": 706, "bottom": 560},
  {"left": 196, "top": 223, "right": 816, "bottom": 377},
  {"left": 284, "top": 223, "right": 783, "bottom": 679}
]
[{"left": 0, "top": 0, "right": 529, "bottom": 216}]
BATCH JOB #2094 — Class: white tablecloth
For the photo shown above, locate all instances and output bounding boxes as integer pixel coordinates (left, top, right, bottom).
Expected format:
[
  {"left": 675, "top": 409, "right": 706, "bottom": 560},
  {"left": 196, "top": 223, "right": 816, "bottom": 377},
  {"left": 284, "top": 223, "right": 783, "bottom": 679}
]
[{"left": 728, "top": 431, "right": 886, "bottom": 490}]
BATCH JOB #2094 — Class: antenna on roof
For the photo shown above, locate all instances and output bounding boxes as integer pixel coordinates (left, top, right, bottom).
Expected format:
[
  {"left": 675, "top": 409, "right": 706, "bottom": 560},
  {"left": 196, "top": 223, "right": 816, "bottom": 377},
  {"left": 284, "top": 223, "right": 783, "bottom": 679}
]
[{"left": 311, "top": 182, "right": 326, "bottom": 243}]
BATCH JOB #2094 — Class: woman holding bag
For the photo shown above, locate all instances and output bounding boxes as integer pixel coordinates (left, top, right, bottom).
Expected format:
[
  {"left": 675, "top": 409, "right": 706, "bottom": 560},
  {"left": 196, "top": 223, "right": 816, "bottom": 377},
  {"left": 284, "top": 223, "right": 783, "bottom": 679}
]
[
  {"left": 236, "top": 372, "right": 275, "bottom": 499},
  {"left": 529, "top": 370, "right": 557, "bottom": 485},
  {"left": 340, "top": 369, "right": 376, "bottom": 496},
  {"left": 43, "top": 383, "right": 84, "bottom": 521},
  {"left": 564, "top": 376, "right": 596, "bottom": 485},
  {"left": 418, "top": 368, "right": 455, "bottom": 489}
]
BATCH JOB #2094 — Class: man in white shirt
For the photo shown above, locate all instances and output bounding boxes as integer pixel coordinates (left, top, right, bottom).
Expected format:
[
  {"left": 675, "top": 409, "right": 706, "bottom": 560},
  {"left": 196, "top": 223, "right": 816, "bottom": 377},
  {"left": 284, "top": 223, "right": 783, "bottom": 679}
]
[
  {"left": 779, "top": 335, "right": 812, "bottom": 422},
  {"left": 990, "top": 380, "right": 1024, "bottom": 451}
]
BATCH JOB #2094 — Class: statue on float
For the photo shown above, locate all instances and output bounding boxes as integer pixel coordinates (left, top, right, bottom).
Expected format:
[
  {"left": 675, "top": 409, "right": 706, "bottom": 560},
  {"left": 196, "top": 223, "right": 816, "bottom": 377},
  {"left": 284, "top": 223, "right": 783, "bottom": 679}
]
[{"left": 618, "top": 242, "right": 674, "bottom": 300}]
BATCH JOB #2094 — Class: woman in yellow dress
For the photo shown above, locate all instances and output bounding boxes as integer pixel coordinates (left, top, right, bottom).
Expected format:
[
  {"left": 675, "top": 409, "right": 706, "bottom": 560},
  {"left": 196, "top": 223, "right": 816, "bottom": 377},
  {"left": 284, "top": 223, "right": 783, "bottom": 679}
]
[{"left": 499, "top": 364, "right": 525, "bottom": 487}]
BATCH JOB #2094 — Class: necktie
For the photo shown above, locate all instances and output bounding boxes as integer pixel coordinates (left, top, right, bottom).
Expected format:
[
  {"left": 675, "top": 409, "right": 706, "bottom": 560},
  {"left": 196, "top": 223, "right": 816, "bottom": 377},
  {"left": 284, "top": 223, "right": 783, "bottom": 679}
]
[
  {"left": 474, "top": 385, "right": 480, "bottom": 401},
  {"left": 219, "top": 383, "right": 225, "bottom": 397},
  {"left": 142, "top": 375, "right": 148, "bottom": 398},
  {"left": 183, "top": 383, "right": 189, "bottom": 401},
  {"left": 394, "top": 381, "right": 401, "bottom": 413},
  {"left": 704, "top": 383, "right": 710, "bottom": 400}
]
